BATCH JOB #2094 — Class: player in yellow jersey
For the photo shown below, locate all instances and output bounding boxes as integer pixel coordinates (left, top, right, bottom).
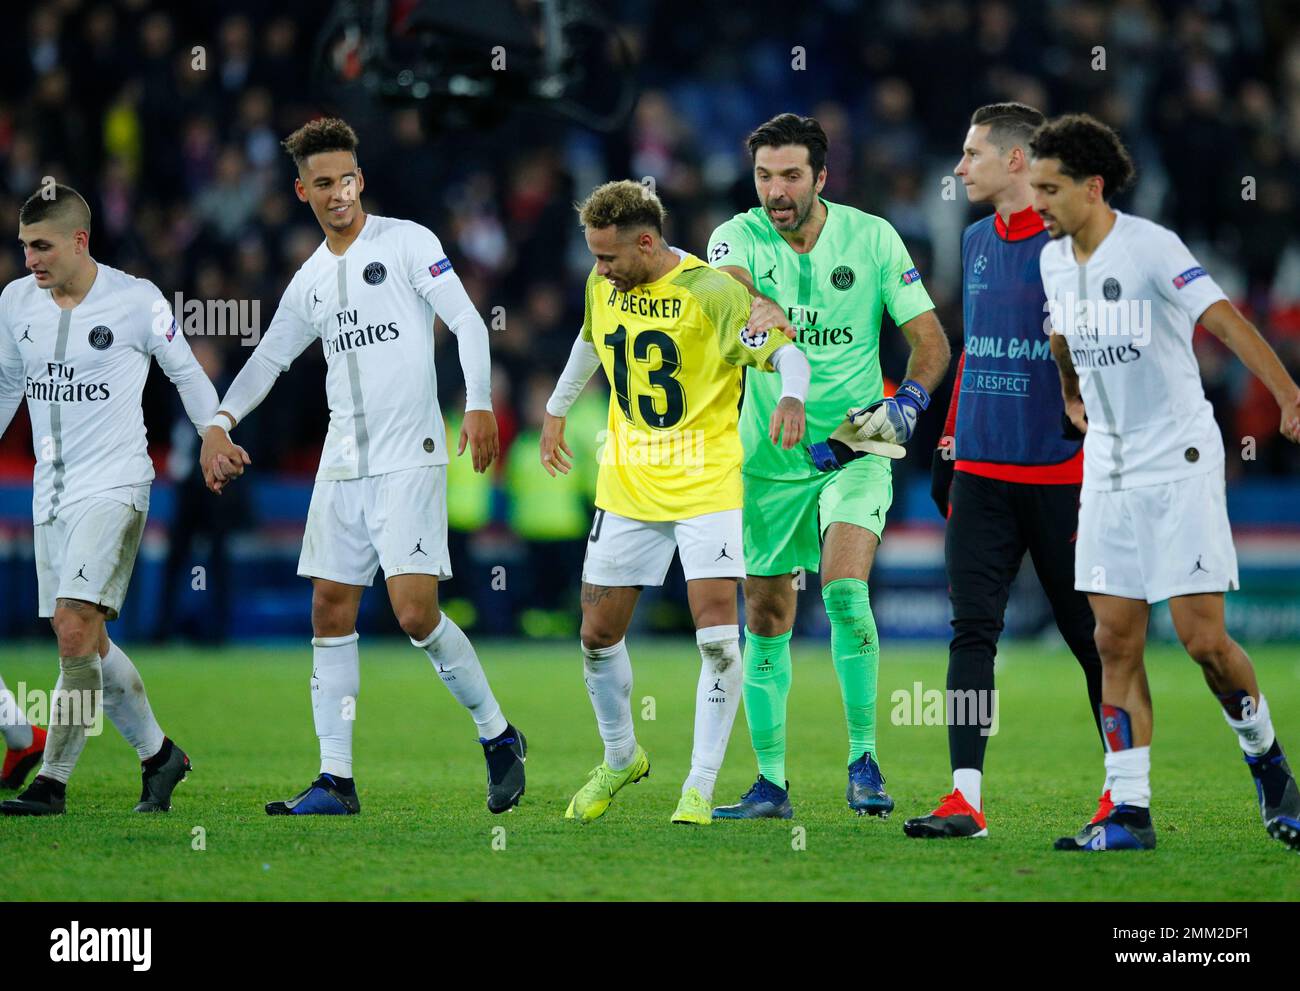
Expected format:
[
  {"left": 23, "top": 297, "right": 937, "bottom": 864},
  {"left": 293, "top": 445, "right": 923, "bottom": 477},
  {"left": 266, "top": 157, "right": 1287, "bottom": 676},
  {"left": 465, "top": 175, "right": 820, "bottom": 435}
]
[{"left": 540, "top": 180, "right": 811, "bottom": 825}]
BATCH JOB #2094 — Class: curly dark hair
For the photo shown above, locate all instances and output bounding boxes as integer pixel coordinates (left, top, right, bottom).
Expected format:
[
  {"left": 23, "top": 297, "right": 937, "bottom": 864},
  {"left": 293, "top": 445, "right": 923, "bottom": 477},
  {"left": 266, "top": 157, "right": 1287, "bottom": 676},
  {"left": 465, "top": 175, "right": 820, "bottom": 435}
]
[
  {"left": 746, "top": 113, "right": 828, "bottom": 176},
  {"left": 282, "top": 117, "right": 359, "bottom": 168},
  {"left": 1029, "top": 113, "right": 1136, "bottom": 200}
]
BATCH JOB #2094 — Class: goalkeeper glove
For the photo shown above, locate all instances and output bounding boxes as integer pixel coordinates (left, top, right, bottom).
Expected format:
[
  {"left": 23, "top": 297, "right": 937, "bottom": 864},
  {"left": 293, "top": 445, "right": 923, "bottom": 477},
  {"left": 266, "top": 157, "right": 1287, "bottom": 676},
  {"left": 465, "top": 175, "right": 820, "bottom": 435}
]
[
  {"left": 858, "top": 379, "right": 931, "bottom": 446},
  {"left": 808, "top": 405, "right": 907, "bottom": 471}
]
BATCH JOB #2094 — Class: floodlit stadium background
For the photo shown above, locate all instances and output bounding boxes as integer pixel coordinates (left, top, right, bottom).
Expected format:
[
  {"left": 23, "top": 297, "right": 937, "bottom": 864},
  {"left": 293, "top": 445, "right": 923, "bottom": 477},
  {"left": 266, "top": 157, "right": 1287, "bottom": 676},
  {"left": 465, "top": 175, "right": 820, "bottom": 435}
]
[{"left": 0, "top": 0, "right": 1297, "bottom": 644}]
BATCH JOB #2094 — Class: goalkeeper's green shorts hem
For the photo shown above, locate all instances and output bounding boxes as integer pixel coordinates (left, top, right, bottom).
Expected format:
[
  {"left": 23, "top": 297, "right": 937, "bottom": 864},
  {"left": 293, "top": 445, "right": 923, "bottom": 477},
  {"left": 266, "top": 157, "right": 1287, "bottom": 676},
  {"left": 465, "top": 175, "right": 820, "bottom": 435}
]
[{"left": 741, "top": 457, "right": 893, "bottom": 576}]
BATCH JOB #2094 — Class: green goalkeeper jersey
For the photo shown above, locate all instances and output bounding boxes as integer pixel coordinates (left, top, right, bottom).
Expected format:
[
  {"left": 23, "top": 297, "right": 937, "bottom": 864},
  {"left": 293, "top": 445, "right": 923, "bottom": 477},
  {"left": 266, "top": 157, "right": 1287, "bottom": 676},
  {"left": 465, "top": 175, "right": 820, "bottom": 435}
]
[{"left": 707, "top": 198, "right": 935, "bottom": 481}]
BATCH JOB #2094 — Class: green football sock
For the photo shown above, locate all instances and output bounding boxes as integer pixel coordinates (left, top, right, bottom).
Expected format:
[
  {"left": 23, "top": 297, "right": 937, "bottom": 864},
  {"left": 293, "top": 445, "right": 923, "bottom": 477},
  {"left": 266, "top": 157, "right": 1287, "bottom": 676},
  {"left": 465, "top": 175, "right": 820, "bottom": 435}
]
[
  {"left": 822, "top": 578, "right": 879, "bottom": 765},
  {"left": 741, "top": 627, "right": 793, "bottom": 786}
]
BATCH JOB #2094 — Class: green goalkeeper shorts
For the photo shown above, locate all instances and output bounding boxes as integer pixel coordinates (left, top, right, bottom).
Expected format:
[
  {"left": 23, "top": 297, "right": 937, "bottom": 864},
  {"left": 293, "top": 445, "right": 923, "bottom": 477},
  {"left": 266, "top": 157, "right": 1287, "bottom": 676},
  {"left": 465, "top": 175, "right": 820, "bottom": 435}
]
[{"left": 742, "top": 455, "right": 893, "bottom": 577}]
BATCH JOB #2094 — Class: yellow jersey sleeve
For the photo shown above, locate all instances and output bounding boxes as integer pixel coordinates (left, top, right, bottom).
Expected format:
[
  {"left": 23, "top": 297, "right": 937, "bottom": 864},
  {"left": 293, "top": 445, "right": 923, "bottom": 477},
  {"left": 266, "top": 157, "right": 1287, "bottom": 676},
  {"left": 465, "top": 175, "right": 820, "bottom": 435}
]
[
  {"left": 580, "top": 266, "right": 599, "bottom": 343},
  {"left": 673, "top": 265, "right": 788, "bottom": 371}
]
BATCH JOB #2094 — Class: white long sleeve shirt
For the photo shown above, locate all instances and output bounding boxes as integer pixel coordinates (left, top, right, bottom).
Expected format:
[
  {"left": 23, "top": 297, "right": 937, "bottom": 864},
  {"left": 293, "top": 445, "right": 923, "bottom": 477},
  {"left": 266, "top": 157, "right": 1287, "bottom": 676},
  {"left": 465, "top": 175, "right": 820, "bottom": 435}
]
[
  {"left": 218, "top": 214, "right": 492, "bottom": 480},
  {"left": 0, "top": 263, "right": 218, "bottom": 523}
]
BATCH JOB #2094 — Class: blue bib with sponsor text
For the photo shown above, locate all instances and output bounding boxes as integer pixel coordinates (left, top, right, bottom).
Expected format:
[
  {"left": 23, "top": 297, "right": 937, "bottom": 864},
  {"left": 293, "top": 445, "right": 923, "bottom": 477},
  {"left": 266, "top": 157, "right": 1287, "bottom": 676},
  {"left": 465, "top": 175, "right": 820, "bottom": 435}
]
[{"left": 956, "top": 216, "right": 1081, "bottom": 467}]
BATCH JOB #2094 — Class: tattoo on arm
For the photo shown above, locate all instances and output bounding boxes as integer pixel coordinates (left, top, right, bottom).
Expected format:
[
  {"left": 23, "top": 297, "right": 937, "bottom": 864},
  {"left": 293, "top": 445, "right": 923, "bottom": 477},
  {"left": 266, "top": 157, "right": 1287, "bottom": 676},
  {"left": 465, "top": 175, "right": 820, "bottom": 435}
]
[{"left": 1051, "top": 334, "right": 1081, "bottom": 400}]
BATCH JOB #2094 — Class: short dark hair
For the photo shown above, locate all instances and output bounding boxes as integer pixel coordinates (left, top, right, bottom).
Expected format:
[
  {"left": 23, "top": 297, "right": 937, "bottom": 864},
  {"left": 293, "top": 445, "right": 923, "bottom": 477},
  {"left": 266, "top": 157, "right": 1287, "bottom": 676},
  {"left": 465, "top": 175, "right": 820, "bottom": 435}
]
[
  {"left": 19, "top": 184, "right": 92, "bottom": 234},
  {"left": 746, "top": 114, "right": 828, "bottom": 176},
  {"left": 970, "top": 102, "right": 1045, "bottom": 154},
  {"left": 282, "top": 117, "right": 359, "bottom": 169},
  {"left": 577, "top": 180, "right": 666, "bottom": 235},
  {"left": 1029, "top": 113, "right": 1136, "bottom": 200}
]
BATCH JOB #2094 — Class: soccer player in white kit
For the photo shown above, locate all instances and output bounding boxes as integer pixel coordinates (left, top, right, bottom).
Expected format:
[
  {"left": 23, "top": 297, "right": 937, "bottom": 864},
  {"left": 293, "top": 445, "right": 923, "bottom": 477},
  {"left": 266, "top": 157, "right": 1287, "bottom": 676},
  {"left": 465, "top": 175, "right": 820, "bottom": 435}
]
[
  {"left": 200, "top": 118, "right": 526, "bottom": 816},
  {"left": 1030, "top": 114, "right": 1300, "bottom": 852},
  {"left": 0, "top": 186, "right": 217, "bottom": 816}
]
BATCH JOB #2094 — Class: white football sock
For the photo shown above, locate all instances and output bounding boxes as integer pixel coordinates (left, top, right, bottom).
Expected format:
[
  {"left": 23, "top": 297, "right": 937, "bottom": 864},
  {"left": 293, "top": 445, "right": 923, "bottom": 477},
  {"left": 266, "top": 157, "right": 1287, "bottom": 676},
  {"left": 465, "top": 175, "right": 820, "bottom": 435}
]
[
  {"left": 414, "top": 614, "right": 507, "bottom": 740},
  {"left": 100, "top": 640, "right": 165, "bottom": 761},
  {"left": 39, "top": 654, "right": 102, "bottom": 784},
  {"left": 0, "top": 672, "right": 33, "bottom": 751},
  {"left": 684, "top": 625, "right": 742, "bottom": 802},
  {"left": 311, "top": 632, "right": 360, "bottom": 779},
  {"left": 1104, "top": 745, "right": 1151, "bottom": 808},
  {"left": 581, "top": 638, "right": 637, "bottom": 770},
  {"left": 953, "top": 768, "right": 982, "bottom": 811},
  {"left": 1223, "top": 693, "right": 1275, "bottom": 756}
]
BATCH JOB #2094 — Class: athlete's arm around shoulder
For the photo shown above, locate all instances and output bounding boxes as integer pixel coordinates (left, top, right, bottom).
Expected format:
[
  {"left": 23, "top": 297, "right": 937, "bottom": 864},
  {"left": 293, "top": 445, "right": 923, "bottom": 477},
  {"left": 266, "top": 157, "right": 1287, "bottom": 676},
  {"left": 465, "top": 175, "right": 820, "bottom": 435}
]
[
  {"left": 699, "top": 267, "right": 807, "bottom": 449},
  {"left": 707, "top": 213, "right": 794, "bottom": 342}
]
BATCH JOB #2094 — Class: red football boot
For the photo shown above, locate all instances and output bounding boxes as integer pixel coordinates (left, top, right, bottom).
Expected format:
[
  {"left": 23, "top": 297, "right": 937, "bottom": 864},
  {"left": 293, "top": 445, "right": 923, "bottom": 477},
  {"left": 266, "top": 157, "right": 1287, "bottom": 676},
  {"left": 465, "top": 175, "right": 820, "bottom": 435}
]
[
  {"left": 1087, "top": 788, "right": 1114, "bottom": 827},
  {"left": 1, "top": 725, "right": 47, "bottom": 790},
  {"left": 903, "top": 789, "right": 988, "bottom": 838}
]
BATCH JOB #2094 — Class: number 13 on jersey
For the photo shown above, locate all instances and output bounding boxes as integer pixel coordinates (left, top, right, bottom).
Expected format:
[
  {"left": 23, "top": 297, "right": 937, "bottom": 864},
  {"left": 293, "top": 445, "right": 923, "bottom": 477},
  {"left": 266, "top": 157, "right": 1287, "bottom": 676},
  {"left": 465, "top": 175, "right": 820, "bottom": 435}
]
[{"left": 605, "top": 324, "right": 686, "bottom": 430}]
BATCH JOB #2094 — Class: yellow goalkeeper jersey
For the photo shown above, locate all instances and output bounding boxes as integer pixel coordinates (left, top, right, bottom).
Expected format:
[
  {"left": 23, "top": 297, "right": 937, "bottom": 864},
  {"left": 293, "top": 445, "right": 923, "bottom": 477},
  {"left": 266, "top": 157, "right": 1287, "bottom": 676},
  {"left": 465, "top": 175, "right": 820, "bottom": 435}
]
[{"left": 582, "top": 251, "right": 789, "bottom": 521}]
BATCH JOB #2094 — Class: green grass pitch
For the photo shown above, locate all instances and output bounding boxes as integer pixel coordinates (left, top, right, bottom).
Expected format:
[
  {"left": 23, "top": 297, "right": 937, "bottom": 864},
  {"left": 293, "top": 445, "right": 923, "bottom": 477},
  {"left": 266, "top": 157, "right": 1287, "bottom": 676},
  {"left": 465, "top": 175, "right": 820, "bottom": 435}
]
[{"left": 3, "top": 639, "right": 1297, "bottom": 901}]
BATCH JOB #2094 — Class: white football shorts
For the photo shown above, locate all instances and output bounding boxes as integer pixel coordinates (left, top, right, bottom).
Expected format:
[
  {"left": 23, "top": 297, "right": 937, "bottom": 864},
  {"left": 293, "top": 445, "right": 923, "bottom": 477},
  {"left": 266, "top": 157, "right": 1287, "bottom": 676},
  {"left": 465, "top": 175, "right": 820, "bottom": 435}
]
[
  {"left": 581, "top": 507, "right": 744, "bottom": 587},
  {"left": 298, "top": 465, "right": 452, "bottom": 586},
  {"left": 1074, "top": 467, "right": 1239, "bottom": 604},
  {"left": 35, "top": 486, "right": 149, "bottom": 620}
]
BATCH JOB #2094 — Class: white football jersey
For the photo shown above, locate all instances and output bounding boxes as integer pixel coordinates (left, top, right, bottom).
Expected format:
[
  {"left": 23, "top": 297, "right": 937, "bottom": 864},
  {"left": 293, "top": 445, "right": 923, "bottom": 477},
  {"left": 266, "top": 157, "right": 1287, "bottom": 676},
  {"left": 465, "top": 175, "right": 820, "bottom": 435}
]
[
  {"left": 0, "top": 263, "right": 218, "bottom": 523},
  {"left": 1039, "top": 211, "right": 1228, "bottom": 491},
  {"left": 225, "top": 215, "right": 485, "bottom": 480}
]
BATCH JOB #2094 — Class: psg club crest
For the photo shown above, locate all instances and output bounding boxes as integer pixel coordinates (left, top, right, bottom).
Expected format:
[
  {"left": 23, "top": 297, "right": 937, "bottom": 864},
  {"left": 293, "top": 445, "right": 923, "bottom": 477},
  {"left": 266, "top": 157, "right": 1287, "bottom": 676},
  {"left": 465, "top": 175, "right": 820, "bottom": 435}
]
[
  {"left": 363, "top": 262, "right": 387, "bottom": 285},
  {"left": 88, "top": 325, "right": 114, "bottom": 350},
  {"left": 739, "top": 325, "right": 768, "bottom": 350},
  {"left": 1103, "top": 277, "right": 1122, "bottom": 301},
  {"left": 830, "top": 265, "right": 855, "bottom": 290}
]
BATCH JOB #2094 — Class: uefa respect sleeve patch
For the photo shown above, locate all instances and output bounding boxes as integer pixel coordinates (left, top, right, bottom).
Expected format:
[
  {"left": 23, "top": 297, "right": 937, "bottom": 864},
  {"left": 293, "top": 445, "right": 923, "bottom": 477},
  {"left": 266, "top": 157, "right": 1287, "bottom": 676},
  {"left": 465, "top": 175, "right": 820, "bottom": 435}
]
[
  {"left": 901, "top": 267, "right": 922, "bottom": 285},
  {"left": 1172, "top": 266, "right": 1206, "bottom": 289},
  {"left": 429, "top": 257, "right": 453, "bottom": 278}
]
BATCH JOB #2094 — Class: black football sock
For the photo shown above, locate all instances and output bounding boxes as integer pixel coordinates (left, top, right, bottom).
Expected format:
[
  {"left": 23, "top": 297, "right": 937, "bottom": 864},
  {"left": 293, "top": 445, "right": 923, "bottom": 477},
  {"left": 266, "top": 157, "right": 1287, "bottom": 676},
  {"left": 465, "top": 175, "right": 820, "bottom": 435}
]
[{"left": 143, "top": 737, "right": 174, "bottom": 770}]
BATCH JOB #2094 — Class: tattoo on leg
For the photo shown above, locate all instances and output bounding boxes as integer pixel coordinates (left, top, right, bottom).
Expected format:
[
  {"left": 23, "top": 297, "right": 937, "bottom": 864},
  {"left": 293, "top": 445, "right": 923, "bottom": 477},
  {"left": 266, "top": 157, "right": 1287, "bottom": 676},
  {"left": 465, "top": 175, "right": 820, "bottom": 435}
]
[
  {"left": 55, "top": 598, "right": 105, "bottom": 617},
  {"left": 581, "top": 583, "right": 614, "bottom": 606}
]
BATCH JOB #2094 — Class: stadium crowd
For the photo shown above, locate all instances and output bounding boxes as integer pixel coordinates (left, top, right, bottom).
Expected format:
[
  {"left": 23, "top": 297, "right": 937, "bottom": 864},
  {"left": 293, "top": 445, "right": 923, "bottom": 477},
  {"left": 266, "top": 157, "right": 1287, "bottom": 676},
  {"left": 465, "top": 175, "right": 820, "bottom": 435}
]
[{"left": 0, "top": 0, "right": 1297, "bottom": 633}]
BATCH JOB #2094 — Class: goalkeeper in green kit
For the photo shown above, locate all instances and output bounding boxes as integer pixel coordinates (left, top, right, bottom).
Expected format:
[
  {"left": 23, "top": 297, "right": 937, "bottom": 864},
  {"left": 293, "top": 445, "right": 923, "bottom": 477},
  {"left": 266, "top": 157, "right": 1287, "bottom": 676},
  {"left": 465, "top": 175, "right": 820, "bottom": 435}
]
[{"left": 707, "top": 114, "right": 950, "bottom": 819}]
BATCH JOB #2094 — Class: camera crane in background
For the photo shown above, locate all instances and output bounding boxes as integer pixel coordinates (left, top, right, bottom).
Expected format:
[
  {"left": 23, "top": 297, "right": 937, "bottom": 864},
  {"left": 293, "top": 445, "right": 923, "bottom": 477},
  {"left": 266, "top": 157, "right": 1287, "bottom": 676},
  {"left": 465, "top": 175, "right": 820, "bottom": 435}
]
[{"left": 312, "top": 0, "right": 638, "bottom": 133}]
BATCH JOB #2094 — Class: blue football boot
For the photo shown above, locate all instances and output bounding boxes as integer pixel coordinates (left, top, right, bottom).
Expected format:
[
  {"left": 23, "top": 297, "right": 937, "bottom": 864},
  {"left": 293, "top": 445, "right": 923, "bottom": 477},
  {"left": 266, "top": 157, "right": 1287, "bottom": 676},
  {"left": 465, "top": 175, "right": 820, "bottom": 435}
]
[
  {"left": 265, "top": 773, "right": 360, "bottom": 815},
  {"left": 712, "top": 775, "right": 793, "bottom": 820},
  {"left": 1054, "top": 802, "right": 1156, "bottom": 851},
  {"left": 1245, "top": 739, "right": 1300, "bottom": 852},
  {"left": 847, "top": 752, "right": 894, "bottom": 818}
]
